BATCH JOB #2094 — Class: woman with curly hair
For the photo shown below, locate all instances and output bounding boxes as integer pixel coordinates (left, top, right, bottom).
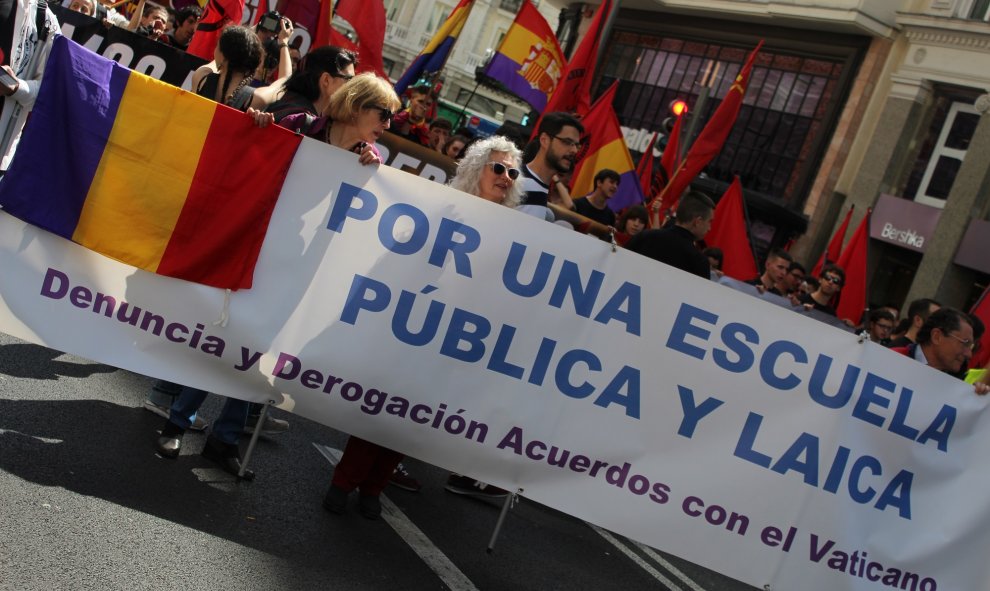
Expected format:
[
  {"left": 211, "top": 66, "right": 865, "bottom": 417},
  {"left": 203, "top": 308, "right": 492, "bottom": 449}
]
[{"left": 448, "top": 135, "right": 523, "bottom": 208}]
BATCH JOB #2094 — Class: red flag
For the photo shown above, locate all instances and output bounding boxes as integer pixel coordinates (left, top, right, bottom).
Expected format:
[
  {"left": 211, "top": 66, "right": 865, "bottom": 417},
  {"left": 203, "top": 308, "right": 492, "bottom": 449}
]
[
  {"left": 530, "top": 0, "right": 610, "bottom": 136},
  {"left": 970, "top": 286, "right": 990, "bottom": 370},
  {"left": 659, "top": 112, "right": 682, "bottom": 182},
  {"left": 313, "top": 0, "right": 334, "bottom": 47},
  {"left": 835, "top": 208, "right": 871, "bottom": 324},
  {"left": 812, "top": 204, "right": 854, "bottom": 277},
  {"left": 651, "top": 41, "right": 763, "bottom": 214},
  {"left": 636, "top": 132, "right": 658, "bottom": 197},
  {"left": 334, "top": 0, "right": 387, "bottom": 78},
  {"left": 186, "top": 0, "right": 246, "bottom": 61},
  {"left": 703, "top": 176, "right": 758, "bottom": 280}
]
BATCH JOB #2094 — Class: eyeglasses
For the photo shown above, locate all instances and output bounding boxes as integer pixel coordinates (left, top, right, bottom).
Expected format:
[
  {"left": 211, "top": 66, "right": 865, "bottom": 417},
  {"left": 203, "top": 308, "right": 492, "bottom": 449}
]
[
  {"left": 486, "top": 161, "right": 520, "bottom": 180},
  {"left": 947, "top": 333, "right": 977, "bottom": 350},
  {"left": 331, "top": 73, "right": 354, "bottom": 82},
  {"left": 822, "top": 275, "right": 843, "bottom": 286},
  {"left": 366, "top": 105, "right": 394, "bottom": 123},
  {"left": 552, "top": 136, "right": 583, "bottom": 150}
]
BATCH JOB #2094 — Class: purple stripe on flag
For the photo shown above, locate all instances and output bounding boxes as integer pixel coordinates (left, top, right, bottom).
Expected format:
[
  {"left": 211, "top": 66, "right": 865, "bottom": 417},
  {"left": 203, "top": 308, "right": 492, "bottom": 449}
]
[
  {"left": 0, "top": 37, "right": 127, "bottom": 238},
  {"left": 608, "top": 171, "right": 646, "bottom": 212},
  {"left": 483, "top": 53, "right": 547, "bottom": 111}
]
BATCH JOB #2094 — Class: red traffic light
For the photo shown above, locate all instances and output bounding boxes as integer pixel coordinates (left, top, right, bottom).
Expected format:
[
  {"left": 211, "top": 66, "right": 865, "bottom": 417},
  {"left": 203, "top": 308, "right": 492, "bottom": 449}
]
[{"left": 670, "top": 99, "right": 688, "bottom": 117}]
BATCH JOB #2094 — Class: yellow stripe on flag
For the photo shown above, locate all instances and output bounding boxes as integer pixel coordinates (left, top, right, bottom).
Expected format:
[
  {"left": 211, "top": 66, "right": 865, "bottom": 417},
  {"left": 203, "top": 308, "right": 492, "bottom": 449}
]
[
  {"left": 571, "top": 138, "right": 635, "bottom": 197},
  {"left": 73, "top": 74, "right": 216, "bottom": 271}
]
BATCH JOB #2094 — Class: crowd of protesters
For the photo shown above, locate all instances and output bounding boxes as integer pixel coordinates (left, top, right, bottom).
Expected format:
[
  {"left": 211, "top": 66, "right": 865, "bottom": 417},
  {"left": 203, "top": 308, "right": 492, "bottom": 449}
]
[{"left": 0, "top": 1, "right": 987, "bottom": 523}]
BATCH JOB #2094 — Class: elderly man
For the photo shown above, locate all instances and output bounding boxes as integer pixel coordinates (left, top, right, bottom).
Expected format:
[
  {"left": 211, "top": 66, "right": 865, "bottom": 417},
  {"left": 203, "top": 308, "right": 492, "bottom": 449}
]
[{"left": 892, "top": 307, "right": 989, "bottom": 394}]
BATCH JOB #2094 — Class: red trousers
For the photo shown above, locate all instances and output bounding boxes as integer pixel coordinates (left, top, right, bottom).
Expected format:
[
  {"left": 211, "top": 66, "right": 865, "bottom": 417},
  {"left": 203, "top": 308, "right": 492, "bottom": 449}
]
[{"left": 331, "top": 436, "right": 403, "bottom": 496}]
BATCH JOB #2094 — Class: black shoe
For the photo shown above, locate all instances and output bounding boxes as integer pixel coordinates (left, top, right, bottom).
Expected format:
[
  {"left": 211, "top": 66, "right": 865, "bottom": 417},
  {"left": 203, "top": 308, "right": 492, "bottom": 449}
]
[
  {"left": 200, "top": 437, "right": 255, "bottom": 481},
  {"left": 358, "top": 494, "right": 382, "bottom": 520},
  {"left": 155, "top": 421, "right": 185, "bottom": 459},
  {"left": 323, "top": 485, "right": 349, "bottom": 514},
  {"left": 444, "top": 474, "right": 508, "bottom": 499}
]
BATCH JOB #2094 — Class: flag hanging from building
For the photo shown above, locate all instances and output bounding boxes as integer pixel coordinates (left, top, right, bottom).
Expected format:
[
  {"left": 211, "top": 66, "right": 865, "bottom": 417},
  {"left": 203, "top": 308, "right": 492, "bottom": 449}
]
[
  {"left": 394, "top": 0, "right": 475, "bottom": 95},
  {"left": 482, "top": 0, "right": 564, "bottom": 112},
  {"left": 812, "top": 204, "right": 853, "bottom": 277},
  {"left": 704, "top": 176, "right": 758, "bottom": 280},
  {"left": 636, "top": 132, "right": 658, "bottom": 197},
  {"left": 652, "top": 41, "right": 763, "bottom": 214},
  {"left": 0, "top": 37, "right": 301, "bottom": 290},
  {"left": 835, "top": 208, "right": 871, "bottom": 324},
  {"left": 569, "top": 82, "right": 645, "bottom": 212}
]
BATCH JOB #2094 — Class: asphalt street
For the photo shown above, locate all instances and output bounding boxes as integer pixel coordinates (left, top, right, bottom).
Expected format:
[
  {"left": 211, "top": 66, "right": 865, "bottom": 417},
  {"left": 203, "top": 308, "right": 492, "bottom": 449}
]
[{"left": 0, "top": 331, "right": 758, "bottom": 591}]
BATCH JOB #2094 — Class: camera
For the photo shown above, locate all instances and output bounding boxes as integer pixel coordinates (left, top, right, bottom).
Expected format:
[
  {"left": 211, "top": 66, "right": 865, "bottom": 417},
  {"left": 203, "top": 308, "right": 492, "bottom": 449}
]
[{"left": 257, "top": 10, "right": 282, "bottom": 34}]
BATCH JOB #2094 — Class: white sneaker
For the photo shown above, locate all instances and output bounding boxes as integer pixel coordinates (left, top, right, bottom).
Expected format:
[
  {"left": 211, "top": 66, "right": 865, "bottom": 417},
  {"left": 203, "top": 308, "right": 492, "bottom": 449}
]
[{"left": 143, "top": 400, "right": 208, "bottom": 432}]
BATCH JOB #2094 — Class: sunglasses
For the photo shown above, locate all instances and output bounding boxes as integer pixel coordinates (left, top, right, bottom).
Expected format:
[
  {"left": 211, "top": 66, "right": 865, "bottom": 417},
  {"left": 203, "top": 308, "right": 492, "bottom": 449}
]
[
  {"left": 366, "top": 105, "right": 394, "bottom": 123},
  {"left": 823, "top": 275, "right": 843, "bottom": 286},
  {"left": 331, "top": 73, "right": 354, "bottom": 82},
  {"left": 486, "top": 161, "right": 520, "bottom": 180}
]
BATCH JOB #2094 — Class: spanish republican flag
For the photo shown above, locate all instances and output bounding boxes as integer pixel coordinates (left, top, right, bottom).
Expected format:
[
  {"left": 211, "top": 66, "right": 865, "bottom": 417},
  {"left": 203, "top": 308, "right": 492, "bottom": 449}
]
[
  {"left": 394, "top": 0, "right": 475, "bottom": 94},
  {"left": 482, "top": 0, "right": 564, "bottom": 112},
  {"left": 569, "top": 82, "right": 644, "bottom": 212},
  {"left": 0, "top": 37, "right": 301, "bottom": 290}
]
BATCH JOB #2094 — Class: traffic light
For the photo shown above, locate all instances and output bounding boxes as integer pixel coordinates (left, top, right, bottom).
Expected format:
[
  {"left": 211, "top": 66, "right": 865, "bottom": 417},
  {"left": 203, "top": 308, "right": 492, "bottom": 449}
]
[{"left": 670, "top": 99, "right": 688, "bottom": 117}]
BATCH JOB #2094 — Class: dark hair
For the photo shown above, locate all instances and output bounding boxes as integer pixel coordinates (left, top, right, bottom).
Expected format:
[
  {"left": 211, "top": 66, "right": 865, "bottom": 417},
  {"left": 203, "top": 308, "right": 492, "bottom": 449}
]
[
  {"left": 970, "top": 313, "right": 985, "bottom": 344},
  {"left": 869, "top": 309, "right": 896, "bottom": 324},
  {"left": 675, "top": 190, "right": 714, "bottom": 224},
  {"left": 283, "top": 45, "right": 357, "bottom": 102},
  {"left": 917, "top": 307, "right": 971, "bottom": 346},
  {"left": 174, "top": 4, "right": 201, "bottom": 23},
  {"left": 804, "top": 277, "right": 820, "bottom": 292},
  {"left": 907, "top": 298, "right": 940, "bottom": 323},
  {"left": 767, "top": 248, "right": 793, "bottom": 264},
  {"left": 820, "top": 263, "right": 845, "bottom": 283},
  {"left": 216, "top": 26, "right": 264, "bottom": 106},
  {"left": 443, "top": 134, "right": 469, "bottom": 159},
  {"left": 618, "top": 205, "right": 648, "bottom": 231},
  {"left": 429, "top": 118, "right": 453, "bottom": 132},
  {"left": 787, "top": 261, "right": 806, "bottom": 274},
  {"left": 538, "top": 112, "right": 584, "bottom": 139},
  {"left": 594, "top": 169, "right": 621, "bottom": 185},
  {"left": 703, "top": 247, "right": 724, "bottom": 269},
  {"left": 410, "top": 84, "right": 435, "bottom": 98}
]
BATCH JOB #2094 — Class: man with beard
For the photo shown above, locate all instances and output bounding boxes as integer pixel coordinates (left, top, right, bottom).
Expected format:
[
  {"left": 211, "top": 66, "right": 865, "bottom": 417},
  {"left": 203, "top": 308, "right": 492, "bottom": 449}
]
[{"left": 520, "top": 112, "right": 583, "bottom": 221}]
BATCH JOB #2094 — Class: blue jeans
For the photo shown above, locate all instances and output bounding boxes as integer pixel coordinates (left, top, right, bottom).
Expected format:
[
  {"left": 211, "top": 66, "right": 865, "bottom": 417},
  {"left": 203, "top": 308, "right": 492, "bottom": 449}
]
[
  {"left": 149, "top": 380, "right": 198, "bottom": 423},
  {"left": 167, "top": 386, "right": 249, "bottom": 445}
]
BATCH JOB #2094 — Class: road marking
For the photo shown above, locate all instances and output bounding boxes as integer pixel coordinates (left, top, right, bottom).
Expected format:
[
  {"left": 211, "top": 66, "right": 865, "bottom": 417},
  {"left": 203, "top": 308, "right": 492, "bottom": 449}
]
[
  {"left": 590, "top": 524, "right": 709, "bottom": 591},
  {"left": 314, "top": 443, "right": 480, "bottom": 591}
]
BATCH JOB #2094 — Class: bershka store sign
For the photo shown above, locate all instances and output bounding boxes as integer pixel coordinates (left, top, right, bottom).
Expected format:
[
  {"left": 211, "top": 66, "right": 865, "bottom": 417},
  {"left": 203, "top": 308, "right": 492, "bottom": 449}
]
[{"left": 869, "top": 194, "right": 941, "bottom": 253}]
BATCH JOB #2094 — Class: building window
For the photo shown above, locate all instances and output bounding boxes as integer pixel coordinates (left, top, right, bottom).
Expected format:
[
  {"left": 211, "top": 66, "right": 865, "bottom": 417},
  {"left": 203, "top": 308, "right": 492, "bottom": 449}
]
[
  {"left": 383, "top": 0, "right": 402, "bottom": 21},
  {"left": 903, "top": 88, "right": 980, "bottom": 208},
  {"left": 426, "top": 4, "right": 452, "bottom": 35},
  {"left": 499, "top": 0, "right": 522, "bottom": 13},
  {"left": 968, "top": 0, "right": 990, "bottom": 21},
  {"left": 601, "top": 33, "right": 845, "bottom": 207}
]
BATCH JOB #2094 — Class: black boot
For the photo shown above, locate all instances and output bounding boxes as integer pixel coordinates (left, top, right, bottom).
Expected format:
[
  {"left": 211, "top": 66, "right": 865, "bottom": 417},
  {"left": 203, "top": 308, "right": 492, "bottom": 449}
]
[
  {"left": 201, "top": 436, "right": 255, "bottom": 481},
  {"left": 155, "top": 421, "right": 185, "bottom": 459}
]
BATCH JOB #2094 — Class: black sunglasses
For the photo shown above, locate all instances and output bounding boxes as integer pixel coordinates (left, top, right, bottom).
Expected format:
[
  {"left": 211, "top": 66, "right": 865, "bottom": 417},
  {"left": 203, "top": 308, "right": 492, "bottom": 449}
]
[
  {"left": 331, "top": 73, "right": 354, "bottom": 82},
  {"left": 366, "top": 105, "right": 394, "bottom": 123},
  {"left": 486, "top": 161, "right": 520, "bottom": 180},
  {"left": 823, "top": 275, "right": 843, "bottom": 286}
]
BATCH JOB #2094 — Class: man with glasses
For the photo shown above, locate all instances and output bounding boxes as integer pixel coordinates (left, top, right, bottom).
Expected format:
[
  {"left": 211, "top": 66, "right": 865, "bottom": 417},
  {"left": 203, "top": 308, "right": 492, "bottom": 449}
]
[
  {"left": 520, "top": 112, "right": 584, "bottom": 221},
  {"left": 867, "top": 308, "right": 896, "bottom": 346},
  {"left": 892, "top": 308, "right": 989, "bottom": 394},
  {"left": 798, "top": 264, "right": 844, "bottom": 316}
]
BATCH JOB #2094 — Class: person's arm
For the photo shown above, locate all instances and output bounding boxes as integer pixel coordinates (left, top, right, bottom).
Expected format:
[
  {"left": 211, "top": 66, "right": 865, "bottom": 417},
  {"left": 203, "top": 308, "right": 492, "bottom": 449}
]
[
  {"left": 127, "top": 0, "right": 146, "bottom": 31},
  {"left": 190, "top": 62, "right": 216, "bottom": 98},
  {"left": 549, "top": 174, "right": 574, "bottom": 210}
]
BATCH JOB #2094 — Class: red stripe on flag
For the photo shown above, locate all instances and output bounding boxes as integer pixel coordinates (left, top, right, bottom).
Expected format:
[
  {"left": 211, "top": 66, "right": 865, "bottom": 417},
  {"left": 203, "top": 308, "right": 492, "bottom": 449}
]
[{"left": 157, "top": 106, "right": 301, "bottom": 289}]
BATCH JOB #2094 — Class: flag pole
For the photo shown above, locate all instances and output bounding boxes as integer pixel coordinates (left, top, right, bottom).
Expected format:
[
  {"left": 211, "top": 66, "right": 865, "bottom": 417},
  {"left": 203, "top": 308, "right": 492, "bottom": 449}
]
[{"left": 455, "top": 79, "right": 482, "bottom": 129}]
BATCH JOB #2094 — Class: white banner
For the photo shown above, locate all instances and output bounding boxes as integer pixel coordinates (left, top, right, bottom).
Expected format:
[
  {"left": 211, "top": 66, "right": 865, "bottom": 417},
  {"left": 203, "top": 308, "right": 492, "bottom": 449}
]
[{"left": 2, "top": 139, "right": 989, "bottom": 591}]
